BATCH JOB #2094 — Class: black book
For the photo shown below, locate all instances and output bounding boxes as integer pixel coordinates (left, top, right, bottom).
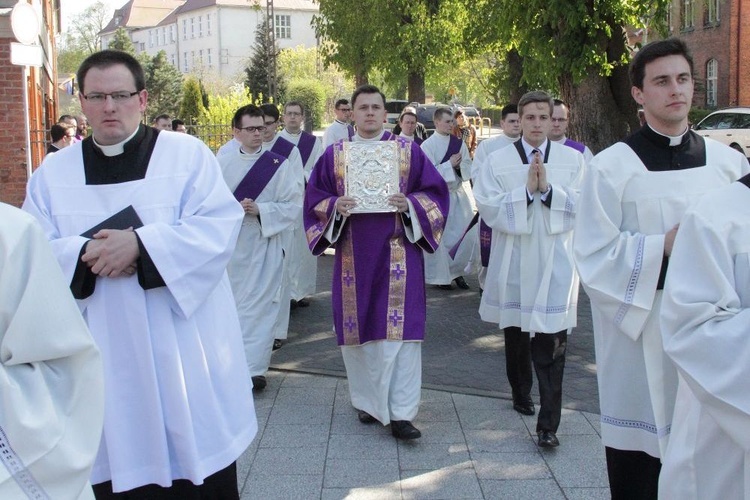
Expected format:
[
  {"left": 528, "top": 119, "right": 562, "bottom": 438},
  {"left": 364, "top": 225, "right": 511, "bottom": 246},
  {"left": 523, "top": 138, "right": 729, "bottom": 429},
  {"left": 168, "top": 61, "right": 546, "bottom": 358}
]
[{"left": 80, "top": 205, "right": 143, "bottom": 238}]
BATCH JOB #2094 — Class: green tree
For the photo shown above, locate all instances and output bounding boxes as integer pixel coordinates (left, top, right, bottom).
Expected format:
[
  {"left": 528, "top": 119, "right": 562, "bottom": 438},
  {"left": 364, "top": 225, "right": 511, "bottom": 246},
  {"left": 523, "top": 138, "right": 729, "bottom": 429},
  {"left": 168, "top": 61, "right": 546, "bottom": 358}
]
[
  {"left": 469, "top": 0, "right": 669, "bottom": 152},
  {"left": 244, "top": 20, "right": 285, "bottom": 102},
  {"left": 145, "top": 51, "right": 184, "bottom": 122},
  {"left": 57, "top": 1, "right": 113, "bottom": 75},
  {"left": 179, "top": 77, "right": 206, "bottom": 122},
  {"left": 286, "top": 79, "right": 326, "bottom": 130},
  {"left": 107, "top": 27, "right": 137, "bottom": 55}
]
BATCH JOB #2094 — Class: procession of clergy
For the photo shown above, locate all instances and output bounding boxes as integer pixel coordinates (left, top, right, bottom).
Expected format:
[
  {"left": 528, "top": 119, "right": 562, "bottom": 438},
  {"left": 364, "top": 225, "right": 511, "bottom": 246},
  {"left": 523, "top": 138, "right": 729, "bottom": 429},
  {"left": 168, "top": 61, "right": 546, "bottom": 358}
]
[{"left": 5, "top": 36, "right": 750, "bottom": 499}]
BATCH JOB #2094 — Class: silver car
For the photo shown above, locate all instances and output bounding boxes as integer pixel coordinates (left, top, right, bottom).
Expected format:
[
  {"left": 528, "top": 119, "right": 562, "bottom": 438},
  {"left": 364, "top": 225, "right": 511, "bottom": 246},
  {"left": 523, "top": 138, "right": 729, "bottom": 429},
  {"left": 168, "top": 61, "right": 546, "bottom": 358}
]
[{"left": 694, "top": 107, "right": 750, "bottom": 158}]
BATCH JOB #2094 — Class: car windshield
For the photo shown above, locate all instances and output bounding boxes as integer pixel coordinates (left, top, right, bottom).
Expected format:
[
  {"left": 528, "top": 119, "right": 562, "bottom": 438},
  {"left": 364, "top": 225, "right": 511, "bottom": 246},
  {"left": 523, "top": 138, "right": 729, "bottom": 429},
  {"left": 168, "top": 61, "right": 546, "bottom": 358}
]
[{"left": 385, "top": 101, "right": 408, "bottom": 114}]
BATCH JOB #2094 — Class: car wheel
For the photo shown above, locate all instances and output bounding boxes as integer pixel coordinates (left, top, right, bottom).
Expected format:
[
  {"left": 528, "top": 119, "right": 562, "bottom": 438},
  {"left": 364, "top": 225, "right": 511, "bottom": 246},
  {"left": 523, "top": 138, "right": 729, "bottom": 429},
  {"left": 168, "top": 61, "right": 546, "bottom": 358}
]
[{"left": 730, "top": 143, "right": 744, "bottom": 154}]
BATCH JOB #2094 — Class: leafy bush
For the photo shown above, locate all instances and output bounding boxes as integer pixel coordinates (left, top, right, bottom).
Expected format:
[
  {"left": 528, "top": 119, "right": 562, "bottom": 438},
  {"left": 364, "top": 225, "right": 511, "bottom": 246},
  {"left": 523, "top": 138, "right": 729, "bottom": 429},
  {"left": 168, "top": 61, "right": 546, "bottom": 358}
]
[{"left": 286, "top": 79, "right": 326, "bottom": 130}]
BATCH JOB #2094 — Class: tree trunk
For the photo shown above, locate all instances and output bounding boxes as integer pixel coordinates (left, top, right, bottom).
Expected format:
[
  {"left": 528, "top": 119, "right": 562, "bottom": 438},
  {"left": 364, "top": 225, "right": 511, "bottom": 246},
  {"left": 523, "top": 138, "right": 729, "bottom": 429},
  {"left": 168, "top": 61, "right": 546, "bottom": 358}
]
[
  {"left": 355, "top": 71, "right": 369, "bottom": 88},
  {"left": 507, "top": 49, "right": 527, "bottom": 105},
  {"left": 560, "top": 30, "right": 637, "bottom": 154},
  {"left": 407, "top": 70, "right": 426, "bottom": 104}
]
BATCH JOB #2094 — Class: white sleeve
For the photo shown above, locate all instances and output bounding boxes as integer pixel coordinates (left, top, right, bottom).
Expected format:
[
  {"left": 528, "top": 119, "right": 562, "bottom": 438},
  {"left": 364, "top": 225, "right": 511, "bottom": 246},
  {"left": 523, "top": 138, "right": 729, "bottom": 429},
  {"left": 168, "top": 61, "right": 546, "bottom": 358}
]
[
  {"left": 473, "top": 155, "right": 533, "bottom": 236},
  {"left": 257, "top": 159, "right": 304, "bottom": 238},
  {"left": 661, "top": 207, "right": 750, "bottom": 450},
  {"left": 573, "top": 156, "right": 664, "bottom": 340}
]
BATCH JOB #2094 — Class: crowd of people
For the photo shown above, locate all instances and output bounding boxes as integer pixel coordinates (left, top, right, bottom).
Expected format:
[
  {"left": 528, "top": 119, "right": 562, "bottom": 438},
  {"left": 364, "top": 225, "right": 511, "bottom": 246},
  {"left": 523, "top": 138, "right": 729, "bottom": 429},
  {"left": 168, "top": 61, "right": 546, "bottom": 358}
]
[{"left": 3, "top": 36, "right": 750, "bottom": 499}]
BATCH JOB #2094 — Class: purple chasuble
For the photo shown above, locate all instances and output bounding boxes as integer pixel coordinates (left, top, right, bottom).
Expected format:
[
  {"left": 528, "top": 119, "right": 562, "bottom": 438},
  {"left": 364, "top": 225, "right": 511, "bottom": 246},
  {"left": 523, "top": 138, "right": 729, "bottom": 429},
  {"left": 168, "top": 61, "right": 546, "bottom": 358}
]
[
  {"left": 233, "top": 151, "right": 285, "bottom": 201},
  {"left": 304, "top": 137, "right": 449, "bottom": 346},
  {"left": 296, "top": 131, "right": 317, "bottom": 166},
  {"left": 563, "top": 138, "right": 586, "bottom": 154},
  {"left": 271, "top": 136, "right": 295, "bottom": 159}
]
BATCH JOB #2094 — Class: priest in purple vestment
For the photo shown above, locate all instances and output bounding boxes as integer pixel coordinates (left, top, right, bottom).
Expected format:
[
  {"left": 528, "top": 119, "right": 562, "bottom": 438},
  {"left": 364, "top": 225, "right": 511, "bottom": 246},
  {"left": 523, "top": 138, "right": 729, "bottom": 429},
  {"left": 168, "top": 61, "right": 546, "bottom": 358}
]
[{"left": 304, "top": 85, "right": 449, "bottom": 440}]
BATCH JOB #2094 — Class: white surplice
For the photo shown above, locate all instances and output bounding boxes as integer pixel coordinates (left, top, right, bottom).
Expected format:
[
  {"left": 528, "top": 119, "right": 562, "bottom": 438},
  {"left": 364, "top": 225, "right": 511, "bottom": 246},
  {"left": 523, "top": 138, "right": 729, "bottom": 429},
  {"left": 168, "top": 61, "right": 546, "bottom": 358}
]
[
  {"left": 216, "top": 137, "right": 240, "bottom": 158},
  {"left": 0, "top": 204, "right": 103, "bottom": 500},
  {"left": 472, "top": 133, "right": 518, "bottom": 181},
  {"left": 23, "top": 132, "right": 257, "bottom": 492},
  {"left": 322, "top": 120, "right": 351, "bottom": 148},
  {"left": 660, "top": 179, "right": 750, "bottom": 499},
  {"left": 278, "top": 129, "right": 322, "bottom": 301},
  {"left": 220, "top": 148, "right": 302, "bottom": 371},
  {"left": 474, "top": 141, "right": 584, "bottom": 333},
  {"left": 421, "top": 133, "right": 476, "bottom": 284},
  {"left": 573, "top": 140, "right": 749, "bottom": 458}
]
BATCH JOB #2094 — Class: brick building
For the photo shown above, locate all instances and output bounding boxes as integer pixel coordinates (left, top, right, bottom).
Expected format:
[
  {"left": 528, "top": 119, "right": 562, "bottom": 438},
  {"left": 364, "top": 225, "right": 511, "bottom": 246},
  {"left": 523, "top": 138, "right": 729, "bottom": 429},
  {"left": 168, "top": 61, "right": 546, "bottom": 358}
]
[
  {"left": 0, "top": 0, "right": 60, "bottom": 207},
  {"left": 670, "top": 0, "right": 750, "bottom": 108}
]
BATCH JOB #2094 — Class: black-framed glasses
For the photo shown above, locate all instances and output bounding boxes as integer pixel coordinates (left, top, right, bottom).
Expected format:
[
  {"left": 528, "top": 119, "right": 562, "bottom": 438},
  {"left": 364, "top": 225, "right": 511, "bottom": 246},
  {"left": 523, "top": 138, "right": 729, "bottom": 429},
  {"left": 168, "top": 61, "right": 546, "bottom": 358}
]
[
  {"left": 82, "top": 91, "right": 140, "bottom": 103},
  {"left": 238, "top": 125, "right": 265, "bottom": 133},
  {"left": 264, "top": 120, "right": 278, "bottom": 127}
]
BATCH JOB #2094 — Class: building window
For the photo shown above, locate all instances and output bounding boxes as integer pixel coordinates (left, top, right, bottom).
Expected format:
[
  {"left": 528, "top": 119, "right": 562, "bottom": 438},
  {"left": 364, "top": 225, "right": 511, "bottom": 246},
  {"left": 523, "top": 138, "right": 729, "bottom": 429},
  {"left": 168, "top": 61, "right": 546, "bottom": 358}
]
[
  {"left": 161, "top": 27, "right": 166, "bottom": 45},
  {"left": 207, "top": 14, "right": 211, "bottom": 35},
  {"left": 191, "top": 18, "right": 195, "bottom": 38},
  {"left": 149, "top": 30, "right": 154, "bottom": 47},
  {"left": 140, "top": 42, "right": 145, "bottom": 52},
  {"left": 183, "top": 20, "right": 187, "bottom": 40},
  {"left": 207, "top": 48, "right": 212, "bottom": 66},
  {"left": 199, "top": 49, "right": 203, "bottom": 64},
  {"left": 170, "top": 25, "right": 175, "bottom": 43},
  {"left": 706, "top": 59, "right": 718, "bottom": 108},
  {"left": 681, "top": 0, "right": 694, "bottom": 29},
  {"left": 705, "top": 0, "right": 720, "bottom": 24},
  {"left": 171, "top": 53, "right": 176, "bottom": 66},
  {"left": 199, "top": 16, "right": 202, "bottom": 37},
  {"left": 275, "top": 15, "right": 291, "bottom": 39},
  {"left": 184, "top": 52, "right": 188, "bottom": 72}
]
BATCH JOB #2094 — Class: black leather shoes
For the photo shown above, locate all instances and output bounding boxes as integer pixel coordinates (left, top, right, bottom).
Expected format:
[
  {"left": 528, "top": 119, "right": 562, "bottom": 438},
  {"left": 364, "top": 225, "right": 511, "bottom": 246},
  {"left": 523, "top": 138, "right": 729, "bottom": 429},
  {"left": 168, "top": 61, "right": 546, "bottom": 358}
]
[
  {"left": 272, "top": 339, "right": 284, "bottom": 351},
  {"left": 454, "top": 276, "right": 470, "bottom": 289},
  {"left": 357, "top": 410, "right": 377, "bottom": 424},
  {"left": 537, "top": 430, "right": 560, "bottom": 448},
  {"left": 251, "top": 375, "right": 267, "bottom": 391},
  {"left": 391, "top": 420, "right": 421, "bottom": 440},
  {"left": 512, "top": 399, "right": 535, "bottom": 416}
]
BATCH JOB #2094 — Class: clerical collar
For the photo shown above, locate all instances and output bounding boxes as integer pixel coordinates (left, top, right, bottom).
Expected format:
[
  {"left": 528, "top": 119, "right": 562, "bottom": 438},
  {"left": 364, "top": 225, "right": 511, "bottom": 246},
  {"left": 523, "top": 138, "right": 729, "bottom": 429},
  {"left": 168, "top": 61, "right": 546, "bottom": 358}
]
[
  {"left": 399, "top": 133, "right": 415, "bottom": 141},
  {"left": 521, "top": 137, "right": 549, "bottom": 156},
  {"left": 284, "top": 128, "right": 301, "bottom": 136},
  {"left": 647, "top": 123, "right": 689, "bottom": 146},
  {"left": 354, "top": 130, "right": 385, "bottom": 142},
  {"left": 92, "top": 126, "right": 141, "bottom": 157},
  {"left": 240, "top": 146, "right": 262, "bottom": 155},
  {"left": 435, "top": 130, "right": 451, "bottom": 137},
  {"left": 335, "top": 120, "right": 348, "bottom": 125}
]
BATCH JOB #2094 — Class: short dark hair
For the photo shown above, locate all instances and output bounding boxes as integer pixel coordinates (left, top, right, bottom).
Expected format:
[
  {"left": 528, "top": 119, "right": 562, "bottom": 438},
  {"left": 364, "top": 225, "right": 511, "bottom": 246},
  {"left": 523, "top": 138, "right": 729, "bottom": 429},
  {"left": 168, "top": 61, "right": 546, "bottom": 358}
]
[
  {"left": 433, "top": 106, "right": 453, "bottom": 122},
  {"left": 153, "top": 114, "right": 170, "bottom": 124},
  {"left": 77, "top": 50, "right": 146, "bottom": 95},
  {"left": 334, "top": 99, "right": 349, "bottom": 109},
  {"left": 500, "top": 104, "right": 518, "bottom": 120},
  {"left": 284, "top": 101, "right": 305, "bottom": 115},
  {"left": 50, "top": 123, "right": 73, "bottom": 142},
  {"left": 629, "top": 38, "right": 694, "bottom": 90},
  {"left": 399, "top": 111, "right": 417, "bottom": 123},
  {"left": 171, "top": 119, "right": 185, "bottom": 130},
  {"left": 260, "top": 103, "right": 280, "bottom": 122},
  {"left": 232, "top": 104, "right": 264, "bottom": 129},
  {"left": 518, "top": 91, "right": 554, "bottom": 117},
  {"left": 58, "top": 114, "right": 76, "bottom": 125},
  {"left": 350, "top": 85, "right": 385, "bottom": 108}
]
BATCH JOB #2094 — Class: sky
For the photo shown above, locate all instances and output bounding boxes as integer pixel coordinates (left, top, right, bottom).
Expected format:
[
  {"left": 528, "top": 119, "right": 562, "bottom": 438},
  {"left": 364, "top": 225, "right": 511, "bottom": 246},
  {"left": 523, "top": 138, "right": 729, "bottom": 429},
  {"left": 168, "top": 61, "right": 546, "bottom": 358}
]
[{"left": 60, "top": 0, "right": 125, "bottom": 32}]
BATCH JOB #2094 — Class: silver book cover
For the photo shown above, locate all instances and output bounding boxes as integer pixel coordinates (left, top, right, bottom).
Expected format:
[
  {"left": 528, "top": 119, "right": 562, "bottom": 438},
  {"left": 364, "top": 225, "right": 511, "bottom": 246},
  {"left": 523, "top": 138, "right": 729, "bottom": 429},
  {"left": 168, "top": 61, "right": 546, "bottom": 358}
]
[{"left": 344, "top": 141, "right": 400, "bottom": 213}]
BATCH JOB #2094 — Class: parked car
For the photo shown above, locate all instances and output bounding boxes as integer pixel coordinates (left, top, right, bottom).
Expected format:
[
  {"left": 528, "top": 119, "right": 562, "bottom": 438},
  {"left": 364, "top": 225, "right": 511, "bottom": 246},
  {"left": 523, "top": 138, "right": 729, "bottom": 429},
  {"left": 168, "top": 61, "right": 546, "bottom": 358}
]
[
  {"left": 384, "top": 99, "right": 410, "bottom": 129},
  {"left": 693, "top": 107, "right": 750, "bottom": 158},
  {"left": 415, "top": 104, "right": 444, "bottom": 136}
]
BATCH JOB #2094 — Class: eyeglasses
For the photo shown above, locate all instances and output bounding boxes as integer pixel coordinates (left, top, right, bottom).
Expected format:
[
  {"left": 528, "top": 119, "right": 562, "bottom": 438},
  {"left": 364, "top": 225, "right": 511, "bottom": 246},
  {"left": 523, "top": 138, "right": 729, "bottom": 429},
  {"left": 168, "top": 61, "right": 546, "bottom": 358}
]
[
  {"left": 238, "top": 126, "right": 265, "bottom": 133},
  {"left": 82, "top": 91, "right": 140, "bottom": 103},
  {"left": 285, "top": 111, "right": 302, "bottom": 117},
  {"left": 264, "top": 120, "right": 278, "bottom": 127}
]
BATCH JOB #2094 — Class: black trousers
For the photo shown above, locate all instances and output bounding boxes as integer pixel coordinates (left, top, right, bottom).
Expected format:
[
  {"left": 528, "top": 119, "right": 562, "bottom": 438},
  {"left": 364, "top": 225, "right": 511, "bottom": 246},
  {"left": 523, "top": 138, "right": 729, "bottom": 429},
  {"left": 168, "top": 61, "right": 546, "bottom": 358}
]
[
  {"left": 504, "top": 327, "right": 567, "bottom": 432},
  {"left": 605, "top": 447, "right": 661, "bottom": 500},
  {"left": 93, "top": 462, "right": 239, "bottom": 500}
]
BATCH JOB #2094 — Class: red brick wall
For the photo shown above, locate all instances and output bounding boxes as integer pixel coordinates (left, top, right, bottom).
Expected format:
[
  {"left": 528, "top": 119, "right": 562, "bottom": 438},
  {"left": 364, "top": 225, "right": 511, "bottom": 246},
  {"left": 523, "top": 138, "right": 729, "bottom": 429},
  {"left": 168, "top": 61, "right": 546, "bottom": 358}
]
[
  {"left": 736, "top": 0, "right": 750, "bottom": 105},
  {"left": 678, "top": 1, "right": 733, "bottom": 108},
  {"left": 0, "top": 40, "right": 31, "bottom": 208}
]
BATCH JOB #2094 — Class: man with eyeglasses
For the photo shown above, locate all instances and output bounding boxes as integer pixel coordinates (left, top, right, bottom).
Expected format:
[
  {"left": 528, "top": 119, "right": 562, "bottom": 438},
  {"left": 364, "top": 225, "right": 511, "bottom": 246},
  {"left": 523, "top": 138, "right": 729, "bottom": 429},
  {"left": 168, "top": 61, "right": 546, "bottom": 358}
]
[
  {"left": 322, "top": 98, "right": 354, "bottom": 147},
  {"left": 279, "top": 101, "right": 323, "bottom": 310},
  {"left": 219, "top": 104, "right": 303, "bottom": 392},
  {"left": 549, "top": 100, "right": 593, "bottom": 163},
  {"left": 23, "top": 50, "right": 257, "bottom": 499}
]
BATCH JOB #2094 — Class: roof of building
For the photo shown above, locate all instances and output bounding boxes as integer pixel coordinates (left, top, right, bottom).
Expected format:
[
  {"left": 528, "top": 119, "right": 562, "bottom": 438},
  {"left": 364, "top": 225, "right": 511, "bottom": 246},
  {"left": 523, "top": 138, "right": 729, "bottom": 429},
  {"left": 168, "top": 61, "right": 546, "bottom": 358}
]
[
  {"left": 100, "top": 0, "right": 186, "bottom": 34},
  {"left": 174, "top": 0, "right": 317, "bottom": 16}
]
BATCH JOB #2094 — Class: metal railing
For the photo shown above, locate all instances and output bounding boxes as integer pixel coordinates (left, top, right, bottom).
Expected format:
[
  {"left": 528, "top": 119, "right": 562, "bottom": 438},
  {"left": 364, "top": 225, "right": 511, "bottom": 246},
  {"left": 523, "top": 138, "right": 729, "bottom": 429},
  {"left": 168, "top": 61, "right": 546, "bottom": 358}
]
[{"left": 468, "top": 116, "right": 492, "bottom": 136}]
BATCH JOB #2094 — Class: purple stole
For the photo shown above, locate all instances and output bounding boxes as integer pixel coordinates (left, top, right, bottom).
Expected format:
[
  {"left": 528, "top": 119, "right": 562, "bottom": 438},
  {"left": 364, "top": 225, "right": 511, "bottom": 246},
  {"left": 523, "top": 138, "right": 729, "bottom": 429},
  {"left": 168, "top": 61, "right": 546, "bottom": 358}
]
[
  {"left": 347, "top": 124, "right": 355, "bottom": 140},
  {"left": 414, "top": 136, "right": 424, "bottom": 146},
  {"left": 440, "top": 134, "right": 463, "bottom": 164},
  {"left": 296, "top": 131, "right": 316, "bottom": 166},
  {"left": 271, "top": 136, "right": 295, "bottom": 159},
  {"left": 232, "top": 151, "right": 284, "bottom": 201},
  {"left": 563, "top": 138, "right": 586, "bottom": 154}
]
